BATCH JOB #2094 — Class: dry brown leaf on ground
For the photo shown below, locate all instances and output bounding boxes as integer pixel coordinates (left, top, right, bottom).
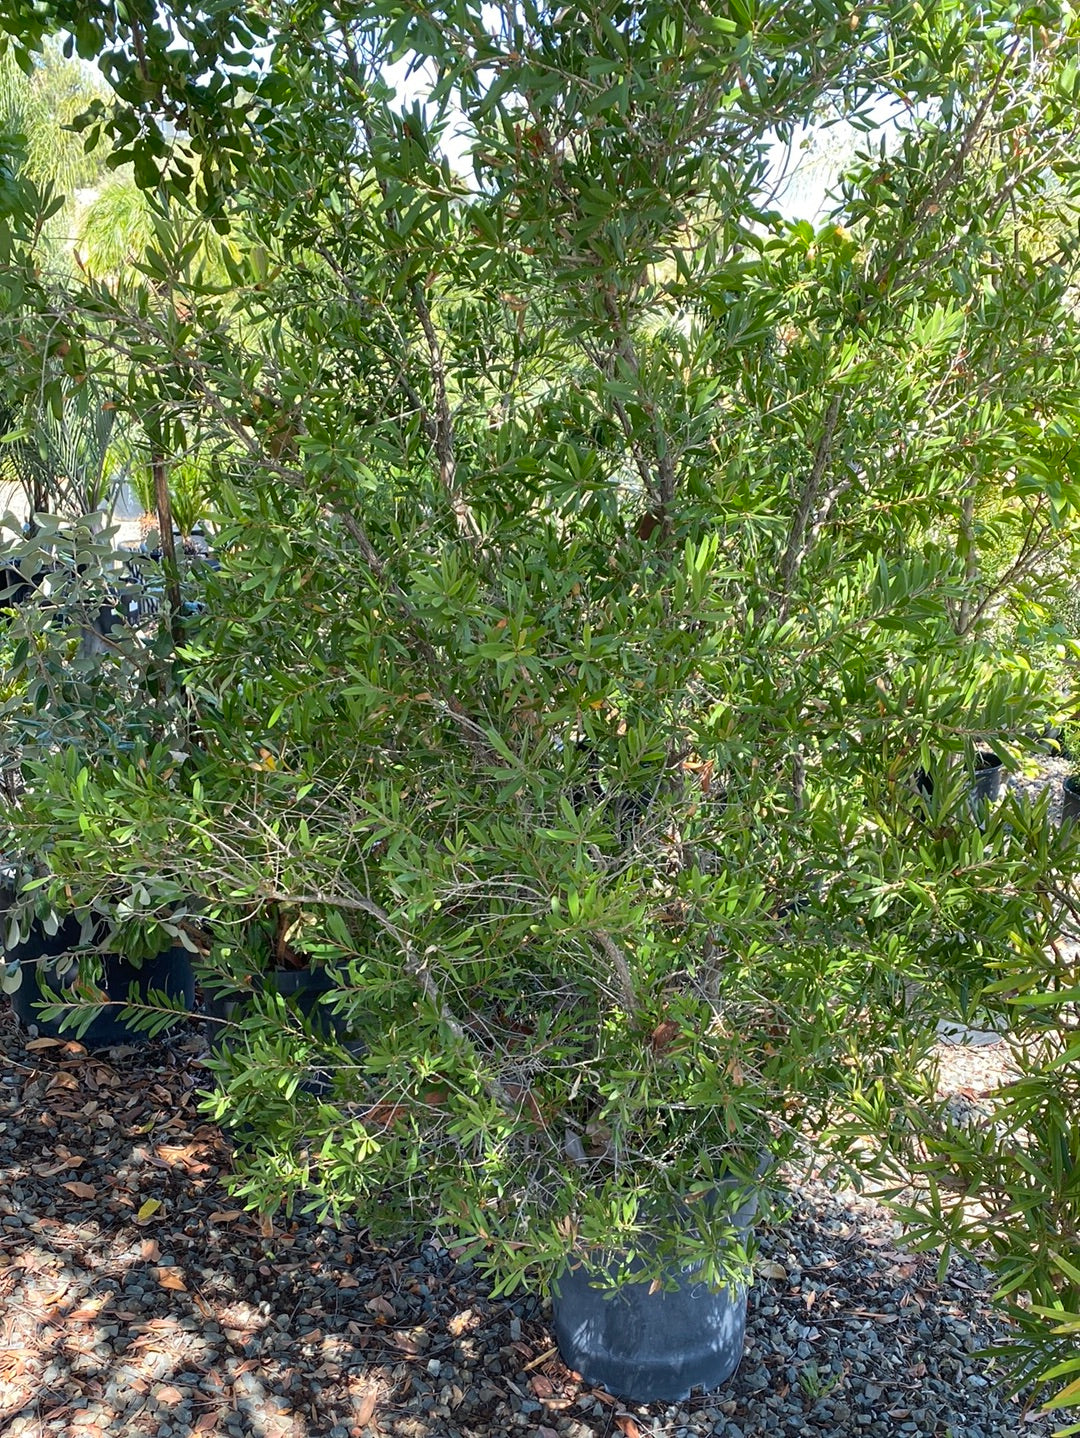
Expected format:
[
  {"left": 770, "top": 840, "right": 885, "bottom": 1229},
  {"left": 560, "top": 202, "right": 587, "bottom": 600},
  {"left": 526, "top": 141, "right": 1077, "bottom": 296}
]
[
  {"left": 391, "top": 1328, "right": 425, "bottom": 1355},
  {"left": 60, "top": 1181, "right": 97, "bottom": 1200},
  {"left": 155, "top": 1143, "right": 212, "bottom": 1174},
  {"left": 615, "top": 1415, "right": 643, "bottom": 1438},
  {"left": 0, "top": 1346, "right": 34, "bottom": 1380},
  {"left": 758, "top": 1259, "right": 788, "bottom": 1280},
  {"left": 351, "top": 1385, "right": 377, "bottom": 1426}
]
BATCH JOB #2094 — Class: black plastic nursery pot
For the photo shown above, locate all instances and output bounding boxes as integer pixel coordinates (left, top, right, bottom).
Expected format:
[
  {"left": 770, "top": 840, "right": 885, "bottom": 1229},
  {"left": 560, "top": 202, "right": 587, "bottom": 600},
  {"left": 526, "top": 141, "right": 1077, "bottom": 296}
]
[
  {"left": 202, "top": 965, "right": 348, "bottom": 1037},
  {"left": 1063, "top": 775, "right": 1080, "bottom": 825},
  {"left": 909, "top": 754, "right": 1007, "bottom": 819},
  {"left": 971, "top": 751, "right": 1006, "bottom": 806},
  {"left": 6, "top": 921, "right": 194, "bottom": 1047},
  {"left": 550, "top": 1188, "right": 758, "bottom": 1403},
  {"left": 204, "top": 966, "right": 360, "bottom": 1111}
]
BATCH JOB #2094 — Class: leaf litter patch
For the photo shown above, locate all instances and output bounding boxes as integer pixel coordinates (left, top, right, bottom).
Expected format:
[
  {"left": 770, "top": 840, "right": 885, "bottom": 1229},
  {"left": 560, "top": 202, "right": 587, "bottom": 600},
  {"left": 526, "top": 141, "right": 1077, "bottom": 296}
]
[{"left": 0, "top": 1006, "right": 1059, "bottom": 1438}]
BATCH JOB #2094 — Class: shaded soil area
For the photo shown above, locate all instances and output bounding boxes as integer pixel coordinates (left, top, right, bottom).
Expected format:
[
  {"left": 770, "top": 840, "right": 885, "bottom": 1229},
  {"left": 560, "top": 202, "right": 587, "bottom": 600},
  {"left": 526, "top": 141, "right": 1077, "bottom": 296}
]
[{"left": 0, "top": 1006, "right": 1056, "bottom": 1438}]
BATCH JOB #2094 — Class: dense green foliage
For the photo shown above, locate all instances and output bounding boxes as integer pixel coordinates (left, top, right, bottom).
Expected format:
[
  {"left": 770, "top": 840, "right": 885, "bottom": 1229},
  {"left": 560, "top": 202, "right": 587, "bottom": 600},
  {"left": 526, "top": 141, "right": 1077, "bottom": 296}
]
[{"left": 3, "top": 0, "right": 1080, "bottom": 1418}]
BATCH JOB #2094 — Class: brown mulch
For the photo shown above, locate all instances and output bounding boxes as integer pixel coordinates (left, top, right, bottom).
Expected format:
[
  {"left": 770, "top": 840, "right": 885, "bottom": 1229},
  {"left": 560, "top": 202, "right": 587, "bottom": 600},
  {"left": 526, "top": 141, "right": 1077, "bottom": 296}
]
[{"left": 0, "top": 1002, "right": 1058, "bottom": 1438}]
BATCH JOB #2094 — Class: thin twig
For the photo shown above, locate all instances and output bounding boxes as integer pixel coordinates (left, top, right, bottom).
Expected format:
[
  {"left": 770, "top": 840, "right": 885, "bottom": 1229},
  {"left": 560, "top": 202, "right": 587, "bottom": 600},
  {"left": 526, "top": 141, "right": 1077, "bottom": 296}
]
[
  {"left": 593, "top": 930, "right": 638, "bottom": 1015},
  {"left": 778, "top": 393, "right": 843, "bottom": 617}
]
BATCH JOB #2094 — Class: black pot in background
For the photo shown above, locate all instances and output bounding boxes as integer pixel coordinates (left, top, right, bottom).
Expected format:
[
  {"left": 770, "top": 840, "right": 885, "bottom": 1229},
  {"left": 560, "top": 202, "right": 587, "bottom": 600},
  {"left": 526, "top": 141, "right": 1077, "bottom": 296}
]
[
  {"left": 971, "top": 751, "right": 1006, "bottom": 806},
  {"left": 909, "top": 755, "right": 1006, "bottom": 820},
  {"left": 6, "top": 921, "right": 194, "bottom": 1046},
  {"left": 550, "top": 1186, "right": 758, "bottom": 1403},
  {"left": 1063, "top": 776, "right": 1080, "bottom": 825},
  {"left": 203, "top": 966, "right": 360, "bottom": 1106},
  {"left": 202, "top": 965, "right": 349, "bottom": 1037}
]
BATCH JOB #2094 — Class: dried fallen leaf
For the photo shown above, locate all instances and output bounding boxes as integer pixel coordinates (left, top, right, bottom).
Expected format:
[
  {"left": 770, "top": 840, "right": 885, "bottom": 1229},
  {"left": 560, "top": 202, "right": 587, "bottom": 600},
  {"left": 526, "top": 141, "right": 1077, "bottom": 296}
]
[
  {"left": 338, "top": 1274, "right": 359, "bottom": 1289},
  {"left": 390, "top": 1329, "right": 424, "bottom": 1355},
  {"left": 447, "top": 1308, "right": 474, "bottom": 1337},
  {"left": 153, "top": 1385, "right": 184, "bottom": 1405},
  {"left": 156, "top": 1271, "right": 187, "bottom": 1293},
  {"left": 615, "top": 1414, "right": 643, "bottom": 1438},
  {"left": 649, "top": 1019, "right": 679, "bottom": 1053},
  {"left": 365, "top": 1295, "right": 396, "bottom": 1320},
  {"left": 530, "top": 1375, "right": 555, "bottom": 1399},
  {"left": 61, "top": 1181, "right": 97, "bottom": 1200},
  {"left": 140, "top": 1239, "right": 161, "bottom": 1262},
  {"left": 352, "top": 1386, "right": 377, "bottom": 1427},
  {"left": 207, "top": 1209, "right": 243, "bottom": 1224},
  {"left": 24, "top": 1037, "right": 67, "bottom": 1050},
  {"left": 155, "top": 1143, "right": 212, "bottom": 1175},
  {"left": 757, "top": 1260, "right": 787, "bottom": 1281}
]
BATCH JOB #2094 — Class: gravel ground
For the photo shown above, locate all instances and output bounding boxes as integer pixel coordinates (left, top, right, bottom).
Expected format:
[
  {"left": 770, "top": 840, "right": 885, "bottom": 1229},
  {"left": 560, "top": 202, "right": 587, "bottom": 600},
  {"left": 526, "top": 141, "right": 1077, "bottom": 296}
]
[
  {"left": 0, "top": 756, "right": 1067, "bottom": 1438},
  {"left": 1010, "top": 753, "right": 1072, "bottom": 820},
  {"left": 0, "top": 1003, "right": 1055, "bottom": 1438}
]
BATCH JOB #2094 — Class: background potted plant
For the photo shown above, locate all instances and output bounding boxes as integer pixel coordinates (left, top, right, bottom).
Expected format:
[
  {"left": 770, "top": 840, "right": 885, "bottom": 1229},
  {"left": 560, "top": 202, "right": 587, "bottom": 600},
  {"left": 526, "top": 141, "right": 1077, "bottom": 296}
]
[
  {"left": 1057, "top": 722, "right": 1080, "bottom": 826},
  {"left": 0, "top": 511, "right": 202, "bottom": 1043},
  {"left": 971, "top": 748, "right": 1007, "bottom": 808},
  {"left": 0, "top": 878, "right": 195, "bottom": 1046},
  {"left": 1063, "top": 769, "right": 1080, "bottom": 825}
]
